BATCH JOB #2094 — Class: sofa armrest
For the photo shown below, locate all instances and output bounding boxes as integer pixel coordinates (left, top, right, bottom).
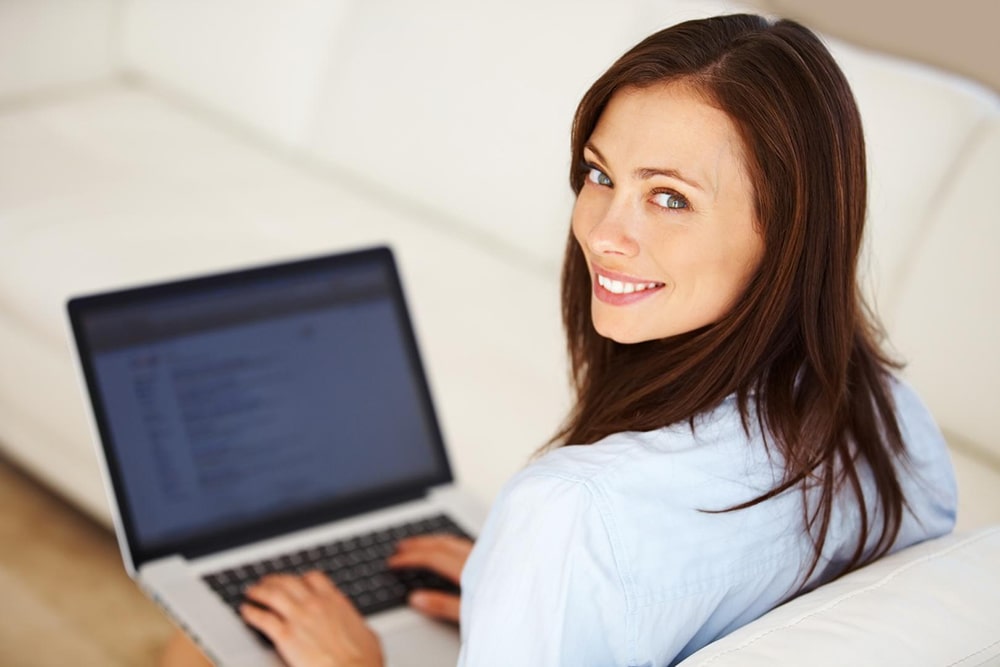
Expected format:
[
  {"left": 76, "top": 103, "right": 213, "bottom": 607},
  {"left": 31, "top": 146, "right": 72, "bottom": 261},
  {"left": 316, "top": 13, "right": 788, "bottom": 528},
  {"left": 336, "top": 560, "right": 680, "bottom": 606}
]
[{"left": 680, "top": 526, "right": 1000, "bottom": 666}]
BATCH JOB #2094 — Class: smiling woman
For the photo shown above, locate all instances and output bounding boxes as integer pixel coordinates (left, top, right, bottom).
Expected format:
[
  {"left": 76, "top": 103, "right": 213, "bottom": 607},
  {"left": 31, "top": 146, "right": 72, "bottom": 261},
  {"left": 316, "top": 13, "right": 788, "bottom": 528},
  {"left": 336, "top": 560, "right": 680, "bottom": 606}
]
[
  {"left": 462, "top": 13, "right": 954, "bottom": 665},
  {"left": 163, "top": 13, "right": 958, "bottom": 667}
]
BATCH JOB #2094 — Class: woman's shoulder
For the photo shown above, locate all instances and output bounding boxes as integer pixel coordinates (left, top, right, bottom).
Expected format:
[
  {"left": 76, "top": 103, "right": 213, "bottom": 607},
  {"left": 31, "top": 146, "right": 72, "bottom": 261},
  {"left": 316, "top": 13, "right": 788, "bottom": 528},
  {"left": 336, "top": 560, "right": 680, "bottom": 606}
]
[
  {"left": 496, "top": 396, "right": 796, "bottom": 583},
  {"left": 524, "top": 395, "right": 780, "bottom": 494},
  {"left": 867, "top": 373, "right": 957, "bottom": 550},
  {"left": 520, "top": 375, "right": 948, "bottom": 495},
  {"left": 884, "top": 373, "right": 951, "bottom": 458},
  {"left": 485, "top": 398, "right": 813, "bottom": 646},
  {"left": 879, "top": 374, "right": 956, "bottom": 513}
]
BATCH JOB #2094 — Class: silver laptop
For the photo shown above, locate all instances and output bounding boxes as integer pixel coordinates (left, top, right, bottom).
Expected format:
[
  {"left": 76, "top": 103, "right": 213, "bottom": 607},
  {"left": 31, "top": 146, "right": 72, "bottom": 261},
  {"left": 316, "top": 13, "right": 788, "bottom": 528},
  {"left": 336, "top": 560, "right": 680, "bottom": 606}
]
[{"left": 68, "top": 246, "right": 486, "bottom": 666}]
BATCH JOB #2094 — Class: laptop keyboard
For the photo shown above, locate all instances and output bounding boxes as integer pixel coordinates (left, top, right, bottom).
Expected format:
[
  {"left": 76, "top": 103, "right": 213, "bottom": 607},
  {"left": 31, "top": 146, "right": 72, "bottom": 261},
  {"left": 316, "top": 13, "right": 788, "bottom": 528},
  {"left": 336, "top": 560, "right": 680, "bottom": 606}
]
[{"left": 203, "top": 514, "right": 470, "bottom": 620}]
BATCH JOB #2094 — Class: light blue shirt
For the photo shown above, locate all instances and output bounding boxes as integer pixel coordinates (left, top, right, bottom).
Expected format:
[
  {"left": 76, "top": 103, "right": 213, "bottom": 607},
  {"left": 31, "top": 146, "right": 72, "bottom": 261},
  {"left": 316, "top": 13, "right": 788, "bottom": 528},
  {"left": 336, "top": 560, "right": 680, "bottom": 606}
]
[{"left": 457, "top": 377, "right": 957, "bottom": 666}]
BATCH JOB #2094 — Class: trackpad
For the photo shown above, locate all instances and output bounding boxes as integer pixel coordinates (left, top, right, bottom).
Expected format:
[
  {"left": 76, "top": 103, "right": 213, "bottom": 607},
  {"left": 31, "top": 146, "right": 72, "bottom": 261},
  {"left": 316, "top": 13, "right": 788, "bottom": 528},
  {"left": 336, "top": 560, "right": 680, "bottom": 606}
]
[{"left": 381, "top": 620, "right": 459, "bottom": 667}]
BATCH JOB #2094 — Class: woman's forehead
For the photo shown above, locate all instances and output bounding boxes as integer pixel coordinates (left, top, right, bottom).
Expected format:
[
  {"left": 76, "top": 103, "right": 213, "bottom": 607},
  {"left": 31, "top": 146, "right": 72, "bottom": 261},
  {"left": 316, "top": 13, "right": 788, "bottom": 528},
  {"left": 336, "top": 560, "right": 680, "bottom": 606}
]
[{"left": 588, "top": 82, "right": 749, "bottom": 195}]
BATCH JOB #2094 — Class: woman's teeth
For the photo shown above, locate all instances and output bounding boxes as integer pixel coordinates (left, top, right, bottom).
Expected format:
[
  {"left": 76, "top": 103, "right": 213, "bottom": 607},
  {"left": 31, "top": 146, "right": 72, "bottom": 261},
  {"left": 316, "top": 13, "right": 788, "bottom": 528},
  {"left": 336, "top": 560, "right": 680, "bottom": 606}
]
[{"left": 597, "top": 274, "right": 662, "bottom": 294}]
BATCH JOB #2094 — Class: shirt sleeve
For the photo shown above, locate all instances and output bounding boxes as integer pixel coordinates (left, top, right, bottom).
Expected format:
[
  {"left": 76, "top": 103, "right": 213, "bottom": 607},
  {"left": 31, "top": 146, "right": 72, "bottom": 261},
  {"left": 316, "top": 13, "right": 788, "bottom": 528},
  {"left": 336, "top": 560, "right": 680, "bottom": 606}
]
[{"left": 457, "top": 470, "right": 632, "bottom": 667}]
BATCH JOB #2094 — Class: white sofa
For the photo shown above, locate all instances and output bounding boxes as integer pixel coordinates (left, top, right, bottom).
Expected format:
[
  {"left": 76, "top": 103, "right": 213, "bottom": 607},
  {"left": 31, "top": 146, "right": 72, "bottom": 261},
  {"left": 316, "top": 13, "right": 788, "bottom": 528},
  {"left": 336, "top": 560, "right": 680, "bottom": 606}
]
[{"left": 1, "top": 1, "right": 998, "bottom": 664}]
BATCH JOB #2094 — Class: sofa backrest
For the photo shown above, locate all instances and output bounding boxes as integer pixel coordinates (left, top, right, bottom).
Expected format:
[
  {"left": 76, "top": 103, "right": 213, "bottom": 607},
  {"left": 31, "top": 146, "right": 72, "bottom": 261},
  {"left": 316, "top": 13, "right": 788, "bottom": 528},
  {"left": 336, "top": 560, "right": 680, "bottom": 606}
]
[
  {"left": 888, "top": 120, "right": 1000, "bottom": 460},
  {"left": 0, "top": 0, "right": 118, "bottom": 98},
  {"left": 119, "top": 0, "right": 356, "bottom": 146},
  {"left": 826, "top": 42, "right": 1000, "bottom": 460}
]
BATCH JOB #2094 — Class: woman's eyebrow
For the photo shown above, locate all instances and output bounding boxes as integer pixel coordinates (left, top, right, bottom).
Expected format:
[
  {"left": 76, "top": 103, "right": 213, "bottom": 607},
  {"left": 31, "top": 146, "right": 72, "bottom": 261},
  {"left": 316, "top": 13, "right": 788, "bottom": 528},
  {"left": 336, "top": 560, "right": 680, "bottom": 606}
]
[
  {"left": 585, "top": 142, "right": 705, "bottom": 192},
  {"left": 634, "top": 166, "right": 705, "bottom": 192},
  {"left": 583, "top": 142, "right": 610, "bottom": 166}
]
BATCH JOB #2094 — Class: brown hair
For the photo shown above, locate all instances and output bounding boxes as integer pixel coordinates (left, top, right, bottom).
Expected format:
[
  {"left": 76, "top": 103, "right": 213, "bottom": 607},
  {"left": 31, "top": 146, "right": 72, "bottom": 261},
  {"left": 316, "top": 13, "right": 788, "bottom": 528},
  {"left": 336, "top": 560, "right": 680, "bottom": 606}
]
[{"left": 553, "top": 14, "right": 908, "bottom": 584}]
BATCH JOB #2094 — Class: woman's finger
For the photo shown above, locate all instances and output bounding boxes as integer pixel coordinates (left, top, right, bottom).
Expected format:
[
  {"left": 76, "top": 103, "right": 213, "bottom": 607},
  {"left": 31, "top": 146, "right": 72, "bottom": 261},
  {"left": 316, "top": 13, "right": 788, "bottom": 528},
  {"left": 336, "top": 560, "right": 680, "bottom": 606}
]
[
  {"left": 407, "top": 590, "right": 461, "bottom": 623},
  {"left": 395, "top": 534, "right": 471, "bottom": 555},
  {"left": 389, "top": 535, "right": 472, "bottom": 578},
  {"left": 259, "top": 574, "right": 313, "bottom": 600},
  {"left": 302, "top": 569, "right": 334, "bottom": 590},
  {"left": 386, "top": 549, "right": 465, "bottom": 582},
  {"left": 244, "top": 575, "right": 311, "bottom": 617},
  {"left": 301, "top": 569, "right": 349, "bottom": 601},
  {"left": 240, "top": 603, "right": 291, "bottom": 643}
]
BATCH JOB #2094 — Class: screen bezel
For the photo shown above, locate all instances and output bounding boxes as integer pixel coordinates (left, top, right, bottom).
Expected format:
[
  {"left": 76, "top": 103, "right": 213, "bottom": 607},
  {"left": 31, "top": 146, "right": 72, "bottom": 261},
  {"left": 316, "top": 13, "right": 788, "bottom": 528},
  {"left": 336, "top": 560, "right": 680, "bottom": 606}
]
[{"left": 68, "top": 246, "right": 454, "bottom": 567}]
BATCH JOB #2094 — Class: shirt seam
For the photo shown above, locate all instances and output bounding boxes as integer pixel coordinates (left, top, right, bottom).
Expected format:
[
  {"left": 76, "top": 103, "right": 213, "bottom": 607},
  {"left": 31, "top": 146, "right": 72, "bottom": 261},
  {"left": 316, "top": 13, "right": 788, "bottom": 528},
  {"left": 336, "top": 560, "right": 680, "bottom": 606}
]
[
  {"left": 533, "top": 440, "right": 654, "bottom": 485},
  {"left": 515, "top": 468, "right": 638, "bottom": 665},
  {"left": 585, "top": 476, "right": 640, "bottom": 667}
]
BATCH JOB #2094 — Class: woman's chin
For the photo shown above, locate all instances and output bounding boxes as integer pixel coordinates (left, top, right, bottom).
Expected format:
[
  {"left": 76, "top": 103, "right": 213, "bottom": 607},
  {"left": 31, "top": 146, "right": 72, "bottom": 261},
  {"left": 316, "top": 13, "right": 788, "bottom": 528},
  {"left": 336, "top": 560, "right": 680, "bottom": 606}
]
[
  {"left": 591, "top": 317, "right": 650, "bottom": 345},
  {"left": 591, "top": 311, "right": 707, "bottom": 344}
]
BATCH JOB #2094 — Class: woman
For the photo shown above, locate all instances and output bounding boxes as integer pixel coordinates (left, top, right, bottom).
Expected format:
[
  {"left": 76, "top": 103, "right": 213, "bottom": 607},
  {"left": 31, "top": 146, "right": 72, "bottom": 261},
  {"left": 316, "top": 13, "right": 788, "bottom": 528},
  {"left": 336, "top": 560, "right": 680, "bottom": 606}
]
[{"left": 163, "top": 13, "right": 956, "bottom": 667}]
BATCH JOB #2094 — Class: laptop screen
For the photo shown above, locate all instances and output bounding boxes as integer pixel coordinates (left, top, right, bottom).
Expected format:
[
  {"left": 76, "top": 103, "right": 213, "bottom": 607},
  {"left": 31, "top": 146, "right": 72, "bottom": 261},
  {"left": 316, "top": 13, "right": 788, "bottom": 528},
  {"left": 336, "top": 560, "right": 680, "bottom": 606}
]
[{"left": 69, "top": 247, "right": 452, "bottom": 565}]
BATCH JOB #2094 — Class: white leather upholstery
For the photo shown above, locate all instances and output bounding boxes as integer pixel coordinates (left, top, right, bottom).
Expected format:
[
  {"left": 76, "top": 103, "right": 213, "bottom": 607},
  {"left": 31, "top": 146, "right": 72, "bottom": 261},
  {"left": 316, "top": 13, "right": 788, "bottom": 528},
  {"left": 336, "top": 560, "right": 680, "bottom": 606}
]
[
  {"left": 951, "top": 447, "right": 1000, "bottom": 533},
  {"left": 830, "top": 41, "right": 1000, "bottom": 315},
  {"left": 0, "top": 0, "right": 118, "bottom": 98},
  {"left": 119, "top": 0, "right": 355, "bottom": 145},
  {"left": 890, "top": 120, "right": 1000, "bottom": 460},
  {"left": 679, "top": 526, "right": 1000, "bottom": 666}
]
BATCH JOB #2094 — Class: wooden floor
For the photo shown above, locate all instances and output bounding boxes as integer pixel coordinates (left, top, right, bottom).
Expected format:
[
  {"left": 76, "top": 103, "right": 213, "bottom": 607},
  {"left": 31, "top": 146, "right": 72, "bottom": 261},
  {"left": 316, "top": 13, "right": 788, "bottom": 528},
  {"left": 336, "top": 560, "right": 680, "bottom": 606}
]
[{"left": 0, "top": 455, "right": 175, "bottom": 666}]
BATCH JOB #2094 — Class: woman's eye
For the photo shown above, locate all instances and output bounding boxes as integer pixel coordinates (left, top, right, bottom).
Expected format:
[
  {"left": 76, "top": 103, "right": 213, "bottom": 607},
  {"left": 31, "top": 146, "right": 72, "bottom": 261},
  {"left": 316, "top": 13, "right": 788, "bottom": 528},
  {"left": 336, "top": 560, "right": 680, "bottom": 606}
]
[
  {"left": 587, "top": 167, "right": 612, "bottom": 187},
  {"left": 652, "top": 191, "right": 689, "bottom": 210}
]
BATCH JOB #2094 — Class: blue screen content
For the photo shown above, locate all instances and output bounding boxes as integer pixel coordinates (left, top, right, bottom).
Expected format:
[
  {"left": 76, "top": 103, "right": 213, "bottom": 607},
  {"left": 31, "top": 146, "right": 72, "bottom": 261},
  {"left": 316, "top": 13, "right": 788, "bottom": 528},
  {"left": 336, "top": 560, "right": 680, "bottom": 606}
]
[{"left": 82, "top": 262, "right": 443, "bottom": 551}]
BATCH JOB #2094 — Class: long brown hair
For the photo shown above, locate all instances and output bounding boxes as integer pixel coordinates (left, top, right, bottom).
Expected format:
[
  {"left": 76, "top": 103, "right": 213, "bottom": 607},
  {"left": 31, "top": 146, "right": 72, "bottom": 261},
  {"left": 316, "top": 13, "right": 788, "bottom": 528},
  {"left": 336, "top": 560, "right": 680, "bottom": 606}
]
[{"left": 553, "top": 14, "right": 908, "bottom": 584}]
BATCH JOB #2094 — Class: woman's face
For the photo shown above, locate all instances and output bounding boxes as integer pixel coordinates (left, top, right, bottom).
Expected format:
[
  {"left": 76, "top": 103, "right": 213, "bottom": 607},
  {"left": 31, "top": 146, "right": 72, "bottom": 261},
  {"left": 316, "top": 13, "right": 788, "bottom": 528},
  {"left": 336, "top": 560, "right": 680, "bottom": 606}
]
[{"left": 572, "top": 82, "right": 764, "bottom": 344}]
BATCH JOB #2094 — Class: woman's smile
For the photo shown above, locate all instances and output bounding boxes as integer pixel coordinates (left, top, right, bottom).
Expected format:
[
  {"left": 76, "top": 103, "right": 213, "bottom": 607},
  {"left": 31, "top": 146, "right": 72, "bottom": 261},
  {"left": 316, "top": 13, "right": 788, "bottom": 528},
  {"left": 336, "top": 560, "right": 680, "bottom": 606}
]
[{"left": 591, "top": 264, "right": 665, "bottom": 305}]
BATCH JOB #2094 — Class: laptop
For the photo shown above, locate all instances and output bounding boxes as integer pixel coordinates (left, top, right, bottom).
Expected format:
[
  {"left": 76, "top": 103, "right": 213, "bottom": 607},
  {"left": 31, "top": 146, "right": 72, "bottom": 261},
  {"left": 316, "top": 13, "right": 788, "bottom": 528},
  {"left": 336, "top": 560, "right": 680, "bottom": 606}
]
[{"left": 67, "top": 246, "right": 487, "bottom": 666}]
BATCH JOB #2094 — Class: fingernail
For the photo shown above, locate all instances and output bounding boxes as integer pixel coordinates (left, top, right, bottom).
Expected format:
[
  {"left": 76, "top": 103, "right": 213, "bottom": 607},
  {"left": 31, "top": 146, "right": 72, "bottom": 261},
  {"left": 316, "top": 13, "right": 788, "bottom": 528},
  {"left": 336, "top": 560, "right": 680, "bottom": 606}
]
[{"left": 409, "top": 592, "right": 428, "bottom": 609}]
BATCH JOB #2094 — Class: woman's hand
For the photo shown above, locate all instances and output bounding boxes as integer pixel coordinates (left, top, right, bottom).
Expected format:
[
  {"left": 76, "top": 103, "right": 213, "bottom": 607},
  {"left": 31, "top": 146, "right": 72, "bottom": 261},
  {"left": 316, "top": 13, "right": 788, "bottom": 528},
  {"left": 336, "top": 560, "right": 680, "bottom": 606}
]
[
  {"left": 237, "top": 534, "right": 473, "bottom": 665},
  {"left": 241, "top": 571, "right": 383, "bottom": 667},
  {"left": 387, "top": 534, "right": 474, "bottom": 623}
]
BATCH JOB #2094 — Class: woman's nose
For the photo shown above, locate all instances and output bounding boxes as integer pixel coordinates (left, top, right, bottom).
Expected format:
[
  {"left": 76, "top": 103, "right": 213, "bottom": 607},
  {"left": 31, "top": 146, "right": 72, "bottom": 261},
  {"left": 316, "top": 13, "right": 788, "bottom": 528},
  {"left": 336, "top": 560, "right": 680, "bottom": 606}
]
[{"left": 586, "top": 200, "right": 640, "bottom": 258}]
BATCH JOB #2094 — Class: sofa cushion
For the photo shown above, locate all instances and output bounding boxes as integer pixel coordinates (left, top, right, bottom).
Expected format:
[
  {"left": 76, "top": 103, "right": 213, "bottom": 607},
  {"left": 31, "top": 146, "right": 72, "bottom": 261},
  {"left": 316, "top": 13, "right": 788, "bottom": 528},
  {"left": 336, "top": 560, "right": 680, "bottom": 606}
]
[{"left": 678, "top": 526, "right": 1000, "bottom": 666}]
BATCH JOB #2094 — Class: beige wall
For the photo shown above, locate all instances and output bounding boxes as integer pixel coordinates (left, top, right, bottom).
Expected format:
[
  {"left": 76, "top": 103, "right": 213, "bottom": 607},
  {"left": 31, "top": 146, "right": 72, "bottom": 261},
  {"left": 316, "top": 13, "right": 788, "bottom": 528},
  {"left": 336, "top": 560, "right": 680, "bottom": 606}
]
[{"left": 750, "top": 0, "right": 999, "bottom": 92}]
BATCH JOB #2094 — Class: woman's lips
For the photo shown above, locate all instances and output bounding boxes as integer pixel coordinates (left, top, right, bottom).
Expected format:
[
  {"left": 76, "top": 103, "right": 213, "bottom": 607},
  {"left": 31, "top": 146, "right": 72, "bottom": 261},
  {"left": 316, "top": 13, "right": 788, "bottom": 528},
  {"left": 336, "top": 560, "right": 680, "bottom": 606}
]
[{"left": 591, "top": 266, "right": 665, "bottom": 305}]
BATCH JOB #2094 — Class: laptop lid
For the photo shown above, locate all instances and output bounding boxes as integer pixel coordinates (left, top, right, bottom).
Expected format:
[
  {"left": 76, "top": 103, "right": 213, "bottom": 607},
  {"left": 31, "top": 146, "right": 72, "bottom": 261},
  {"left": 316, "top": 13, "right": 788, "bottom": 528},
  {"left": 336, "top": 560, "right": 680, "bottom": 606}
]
[{"left": 68, "top": 246, "right": 453, "bottom": 570}]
